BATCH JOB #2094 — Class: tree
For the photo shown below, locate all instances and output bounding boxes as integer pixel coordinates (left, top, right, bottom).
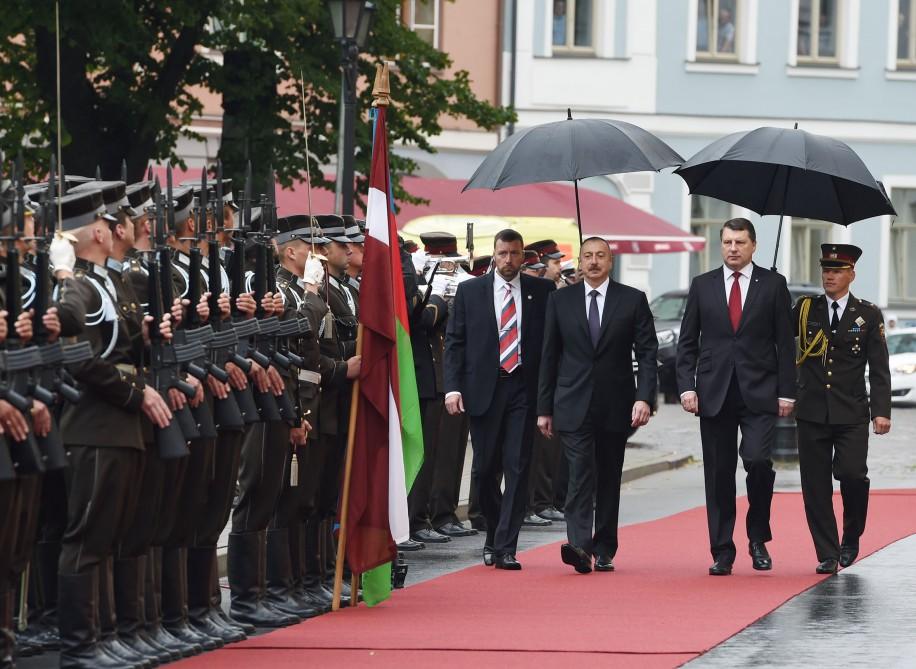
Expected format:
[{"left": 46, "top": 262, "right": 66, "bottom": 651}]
[{"left": 0, "top": 0, "right": 514, "bottom": 205}]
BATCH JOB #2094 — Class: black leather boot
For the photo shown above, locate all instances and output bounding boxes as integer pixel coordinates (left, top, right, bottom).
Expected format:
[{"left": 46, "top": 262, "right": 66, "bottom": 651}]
[
  {"left": 265, "top": 527, "right": 321, "bottom": 619},
  {"left": 145, "top": 547, "right": 199, "bottom": 659},
  {"left": 35, "top": 540, "right": 62, "bottom": 649},
  {"left": 227, "top": 531, "right": 299, "bottom": 627},
  {"left": 99, "top": 556, "right": 152, "bottom": 668},
  {"left": 188, "top": 546, "right": 245, "bottom": 643},
  {"left": 293, "top": 521, "right": 330, "bottom": 614},
  {"left": 119, "top": 555, "right": 174, "bottom": 665},
  {"left": 210, "top": 549, "right": 255, "bottom": 635},
  {"left": 1, "top": 584, "right": 16, "bottom": 669},
  {"left": 58, "top": 570, "right": 124, "bottom": 669},
  {"left": 162, "top": 546, "right": 222, "bottom": 651}
]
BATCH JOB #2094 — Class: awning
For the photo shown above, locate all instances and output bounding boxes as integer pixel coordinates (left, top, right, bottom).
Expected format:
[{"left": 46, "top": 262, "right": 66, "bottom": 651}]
[{"left": 151, "top": 169, "right": 703, "bottom": 255}]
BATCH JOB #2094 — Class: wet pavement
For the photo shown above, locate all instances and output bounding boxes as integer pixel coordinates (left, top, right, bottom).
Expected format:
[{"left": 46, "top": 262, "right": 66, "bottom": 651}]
[{"left": 685, "top": 533, "right": 916, "bottom": 668}]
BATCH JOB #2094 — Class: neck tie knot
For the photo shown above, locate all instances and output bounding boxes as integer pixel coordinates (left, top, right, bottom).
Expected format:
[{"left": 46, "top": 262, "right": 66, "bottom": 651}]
[
  {"left": 732, "top": 271, "right": 742, "bottom": 280},
  {"left": 589, "top": 289, "right": 599, "bottom": 298}
]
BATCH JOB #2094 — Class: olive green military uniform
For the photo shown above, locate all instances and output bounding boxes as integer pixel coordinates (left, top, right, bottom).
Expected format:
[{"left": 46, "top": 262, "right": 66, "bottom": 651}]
[{"left": 793, "top": 293, "right": 892, "bottom": 562}]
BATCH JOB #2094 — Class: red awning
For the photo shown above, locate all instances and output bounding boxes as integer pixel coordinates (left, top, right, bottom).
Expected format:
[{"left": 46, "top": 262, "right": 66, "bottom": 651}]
[{"left": 152, "top": 169, "right": 703, "bottom": 254}]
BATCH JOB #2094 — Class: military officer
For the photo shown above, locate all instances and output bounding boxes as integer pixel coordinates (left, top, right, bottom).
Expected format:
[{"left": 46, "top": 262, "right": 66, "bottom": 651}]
[
  {"left": 341, "top": 214, "right": 365, "bottom": 288},
  {"left": 526, "top": 239, "right": 566, "bottom": 288},
  {"left": 793, "top": 244, "right": 892, "bottom": 574}
]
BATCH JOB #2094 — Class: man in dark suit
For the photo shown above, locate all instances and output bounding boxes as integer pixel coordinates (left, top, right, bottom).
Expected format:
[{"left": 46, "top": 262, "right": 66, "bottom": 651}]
[
  {"left": 444, "top": 229, "right": 555, "bottom": 570},
  {"left": 537, "top": 237, "right": 657, "bottom": 574},
  {"left": 793, "top": 244, "right": 891, "bottom": 574},
  {"left": 676, "top": 218, "right": 796, "bottom": 576}
]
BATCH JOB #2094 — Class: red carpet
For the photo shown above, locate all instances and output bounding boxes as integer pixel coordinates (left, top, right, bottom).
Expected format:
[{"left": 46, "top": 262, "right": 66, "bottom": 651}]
[{"left": 181, "top": 490, "right": 916, "bottom": 667}]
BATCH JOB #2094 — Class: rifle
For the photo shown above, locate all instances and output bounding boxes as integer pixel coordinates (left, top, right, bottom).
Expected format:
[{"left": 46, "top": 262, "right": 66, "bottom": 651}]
[{"left": 146, "top": 185, "right": 194, "bottom": 457}]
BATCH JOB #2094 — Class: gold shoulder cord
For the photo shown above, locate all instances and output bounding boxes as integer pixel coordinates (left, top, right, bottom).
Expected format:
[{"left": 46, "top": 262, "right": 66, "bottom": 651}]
[{"left": 796, "top": 297, "right": 828, "bottom": 366}]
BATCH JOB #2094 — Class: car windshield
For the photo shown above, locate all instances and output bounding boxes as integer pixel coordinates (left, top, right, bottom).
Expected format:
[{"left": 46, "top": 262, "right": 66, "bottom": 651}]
[
  {"left": 886, "top": 332, "right": 916, "bottom": 356},
  {"left": 650, "top": 295, "right": 686, "bottom": 320}
]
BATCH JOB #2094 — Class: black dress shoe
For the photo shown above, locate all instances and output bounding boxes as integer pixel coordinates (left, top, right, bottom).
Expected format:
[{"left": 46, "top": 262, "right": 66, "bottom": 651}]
[
  {"left": 708, "top": 560, "right": 733, "bottom": 576},
  {"left": 469, "top": 517, "right": 487, "bottom": 532},
  {"left": 537, "top": 507, "right": 566, "bottom": 522},
  {"left": 816, "top": 558, "right": 839, "bottom": 574},
  {"left": 594, "top": 555, "right": 615, "bottom": 572},
  {"left": 397, "top": 538, "right": 425, "bottom": 551},
  {"left": 494, "top": 554, "right": 522, "bottom": 570},
  {"left": 483, "top": 545, "right": 495, "bottom": 566},
  {"left": 436, "top": 522, "right": 478, "bottom": 537},
  {"left": 560, "top": 543, "right": 592, "bottom": 574},
  {"left": 523, "top": 513, "right": 552, "bottom": 527},
  {"left": 749, "top": 541, "right": 772, "bottom": 571},
  {"left": 411, "top": 528, "right": 450, "bottom": 543},
  {"left": 839, "top": 544, "right": 859, "bottom": 568}
]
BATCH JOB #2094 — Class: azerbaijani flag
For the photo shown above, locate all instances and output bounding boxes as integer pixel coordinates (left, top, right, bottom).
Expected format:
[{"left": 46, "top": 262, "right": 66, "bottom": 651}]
[{"left": 344, "top": 102, "right": 424, "bottom": 607}]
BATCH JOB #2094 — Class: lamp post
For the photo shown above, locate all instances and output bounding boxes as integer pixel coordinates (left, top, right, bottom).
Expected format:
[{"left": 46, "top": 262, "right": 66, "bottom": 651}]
[{"left": 329, "top": 0, "right": 375, "bottom": 216}]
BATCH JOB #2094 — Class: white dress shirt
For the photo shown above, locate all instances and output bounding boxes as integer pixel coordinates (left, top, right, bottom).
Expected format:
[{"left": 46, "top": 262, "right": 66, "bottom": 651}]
[
  {"left": 723, "top": 263, "right": 753, "bottom": 307},
  {"left": 494, "top": 273, "right": 523, "bottom": 363},
  {"left": 584, "top": 277, "right": 610, "bottom": 326},
  {"left": 827, "top": 292, "right": 850, "bottom": 325}
]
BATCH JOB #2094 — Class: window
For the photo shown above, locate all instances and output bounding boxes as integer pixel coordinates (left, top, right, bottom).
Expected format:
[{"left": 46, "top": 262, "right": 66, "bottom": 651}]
[
  {"left": 552, "top": 0, "right": 594, "bottom": 52},
  {"left": 408, "top": 0, "right": 438, "bottom": 47},
  {"left": 889, "top": 188, "right": 916, "bottom": 302},
  {"left": 797, "top": 0, "right": 839, "bottom": 64},
  {"left": 689, "top": 196, "right": 732, "bottom": 278},
  {"left": 790, "top": 218, "right": 833, "bottom": 284},
  {"left": 899, "top": 0, "right": 916, "bottom": 68},
  {"left": 696, "top": 0, "right": 739, "bottom": 60}
]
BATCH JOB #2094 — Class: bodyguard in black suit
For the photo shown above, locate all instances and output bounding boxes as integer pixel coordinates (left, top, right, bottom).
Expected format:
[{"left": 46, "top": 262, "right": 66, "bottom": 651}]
[
  {"left": 537, "top": 238, "right": 657, "bottom": 574},
  {"left": 676, "top": 218, "right": 796, "bottom": 575},
  {"left": 444, "top": 229, "right": 555, "bottom": 570},
  {"left": 793, "top": 244, "right": 891, "bottom": 574}
]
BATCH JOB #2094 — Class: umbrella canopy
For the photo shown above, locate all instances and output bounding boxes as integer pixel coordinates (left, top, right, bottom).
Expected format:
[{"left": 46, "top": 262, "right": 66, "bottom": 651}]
[
  {"left": 674, "top": 126, "right": 896, "bottom": 226},
  {"left": 464, "top": 116, "right": 684, "bottom": 191}
]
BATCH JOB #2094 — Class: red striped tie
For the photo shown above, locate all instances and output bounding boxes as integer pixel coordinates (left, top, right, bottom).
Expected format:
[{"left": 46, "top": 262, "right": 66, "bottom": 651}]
[{"left": 499, "top": 285, "right": 519, "bottom": 373}]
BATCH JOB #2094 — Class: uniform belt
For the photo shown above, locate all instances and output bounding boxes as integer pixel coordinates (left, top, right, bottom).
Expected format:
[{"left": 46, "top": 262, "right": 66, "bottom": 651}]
[
  {"left": 297, "top": 369, "right": 321, "bottom": 385},
  {"left": 115, "top": 363, "right": 138, "bottom": 376}
]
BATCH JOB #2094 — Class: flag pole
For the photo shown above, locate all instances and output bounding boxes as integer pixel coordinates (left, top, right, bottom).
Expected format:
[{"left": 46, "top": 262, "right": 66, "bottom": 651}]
[
  {"left": 331, "top": 61, "right": 393, "bottom": 613},
  {"left": 331, "top": 322, "right": 364, "bottom": 612}
]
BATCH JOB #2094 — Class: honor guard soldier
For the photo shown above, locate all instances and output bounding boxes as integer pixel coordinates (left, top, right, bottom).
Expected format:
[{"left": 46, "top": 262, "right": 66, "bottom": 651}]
[
  {"left": 51, "top": 188, "right": 175, "bottom": 669},
  {"left": 341, "top": 215, "right": 365, "bottom": 289},
  {"left": 793, "top": 244, "right": 892, "bottom": 574},
  {"left": 526, "top": 239, "right": 566, "bottom": 288}
]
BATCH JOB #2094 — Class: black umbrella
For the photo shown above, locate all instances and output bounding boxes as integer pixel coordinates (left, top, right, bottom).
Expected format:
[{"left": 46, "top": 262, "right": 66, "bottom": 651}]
[
  {"left": 463, "top": 110, "right": 684, "bottom": 242},
  {"left": 675, "top": 125, "right": 896, "bottom": 269}
]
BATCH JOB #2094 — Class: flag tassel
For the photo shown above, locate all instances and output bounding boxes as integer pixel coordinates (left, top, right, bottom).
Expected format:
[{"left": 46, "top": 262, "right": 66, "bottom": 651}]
[{"left": 332, "top": 323, "right": 365, "bottom": 611}]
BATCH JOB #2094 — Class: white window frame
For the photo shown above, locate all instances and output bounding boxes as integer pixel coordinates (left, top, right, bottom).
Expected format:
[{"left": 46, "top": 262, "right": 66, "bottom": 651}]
[
  {"left": 687, "top": 195, "right": 738, "bottom": 278},
  {"left": 686, "top": 0, "right": 759, "bottom": 73},
  {"left": 892, "top": 0, "right": 916, "bottom": 69},
  {"left": 409, "top": 0, "right": 439, "bottom": 48},
  {"left": 883, "top": 179, "right": 916, "bottom": 304},
  {"left": 551, "top": 0, "right": 597, "bottom": 55},
  {"left": 787, "top": 0, "right": 859, "bottom": 73},
  {"left": 789, "top": 218, "right": 836, "bottom": 285}
]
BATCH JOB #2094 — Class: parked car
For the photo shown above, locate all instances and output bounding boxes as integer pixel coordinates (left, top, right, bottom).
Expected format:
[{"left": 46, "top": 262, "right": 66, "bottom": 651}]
[
  {"left": 871, "top": 327, "right": 916, "bottom": 405},
  {"left": 648, "top": 283, "right": 820, "bottom": 403}
]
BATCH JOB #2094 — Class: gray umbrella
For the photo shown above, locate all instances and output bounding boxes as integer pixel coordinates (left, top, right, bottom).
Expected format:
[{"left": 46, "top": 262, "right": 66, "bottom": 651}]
[
  {"left": 463, "top": 110, "right": 683, "bottom": 242},
  {"left": 675, "top": 125, "right": 896, "bottom": 268}
]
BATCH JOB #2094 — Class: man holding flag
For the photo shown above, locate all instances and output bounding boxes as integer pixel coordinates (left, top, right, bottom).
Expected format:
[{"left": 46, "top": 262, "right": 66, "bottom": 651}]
[{"left": 334, "top": 63, "right": 424, "bottom": 608}]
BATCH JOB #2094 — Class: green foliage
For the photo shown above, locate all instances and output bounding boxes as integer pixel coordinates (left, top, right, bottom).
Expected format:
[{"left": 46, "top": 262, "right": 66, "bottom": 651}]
[{"left": 0, "top": 0, "right": 515, "bottom": 206}]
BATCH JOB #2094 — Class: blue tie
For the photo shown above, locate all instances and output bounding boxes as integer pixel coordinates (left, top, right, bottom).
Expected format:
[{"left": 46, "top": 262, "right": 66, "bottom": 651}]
[{"left": 588, "top": 290, "right": 600, "bottom": 347}]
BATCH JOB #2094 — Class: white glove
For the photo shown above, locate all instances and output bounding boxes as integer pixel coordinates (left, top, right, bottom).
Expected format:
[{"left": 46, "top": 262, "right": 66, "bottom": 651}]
[
  {"left": 50, "top": 233, "right": 77, "bottom": 274},
  {"left": 303, "top": 253, "right": 325, "bottom": 286}
]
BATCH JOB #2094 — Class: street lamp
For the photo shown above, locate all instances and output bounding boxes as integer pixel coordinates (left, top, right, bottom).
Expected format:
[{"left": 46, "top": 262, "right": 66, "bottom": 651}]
[{"left": 330, "top": 0, "right": 375, "bottom": 216}]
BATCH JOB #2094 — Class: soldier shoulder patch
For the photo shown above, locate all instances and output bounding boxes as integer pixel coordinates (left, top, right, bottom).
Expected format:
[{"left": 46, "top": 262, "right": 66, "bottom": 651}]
[{"left": 879, "top": 322, "right": 886, "bottom": 341}]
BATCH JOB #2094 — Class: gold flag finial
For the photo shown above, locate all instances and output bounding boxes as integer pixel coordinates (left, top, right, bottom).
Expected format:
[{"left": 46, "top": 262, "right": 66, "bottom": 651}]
[{"left": 372, "top": 61, "right": 391, "bottom": 107}]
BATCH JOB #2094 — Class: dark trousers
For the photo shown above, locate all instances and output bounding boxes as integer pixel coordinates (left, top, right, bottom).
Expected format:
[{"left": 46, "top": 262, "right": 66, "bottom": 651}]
[
  {"left": 430, "top": 405, "right": 471, "bottom": 529},
  {"left": 699, "top": 375, "right": 776, "bottom": 562},
  {"left": 559, "top": 416, "right": 627, "bottom": 557},
  {"left": 408, "top": 399, "right": 439, "bottom": 533},
  {"left": 797, "top": 419, "right": 870, "bottom": 561},
  {"left": 528, "top": 430, "right": 562, "bottom": 513},
  {"left": 467, "top": 371, "right": 532, "bottom": 557},
  {"left": 60, "top": 447, "right": 141, "bottom": 574},
  {"left": 232, "top": 422, "right": 290, "bottom": 533},
  {"left": 193, "top": 429, "right": 244, "bottom": 546}
]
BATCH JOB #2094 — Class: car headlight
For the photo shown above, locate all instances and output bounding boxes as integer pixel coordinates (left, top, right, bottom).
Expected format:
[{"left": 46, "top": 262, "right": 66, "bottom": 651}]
[
  {"left": 894, "top": 363, "right": 916, "bottom": 375},
  {"left": 657, "top": 329, "right": 676, "bottom": 347}
]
